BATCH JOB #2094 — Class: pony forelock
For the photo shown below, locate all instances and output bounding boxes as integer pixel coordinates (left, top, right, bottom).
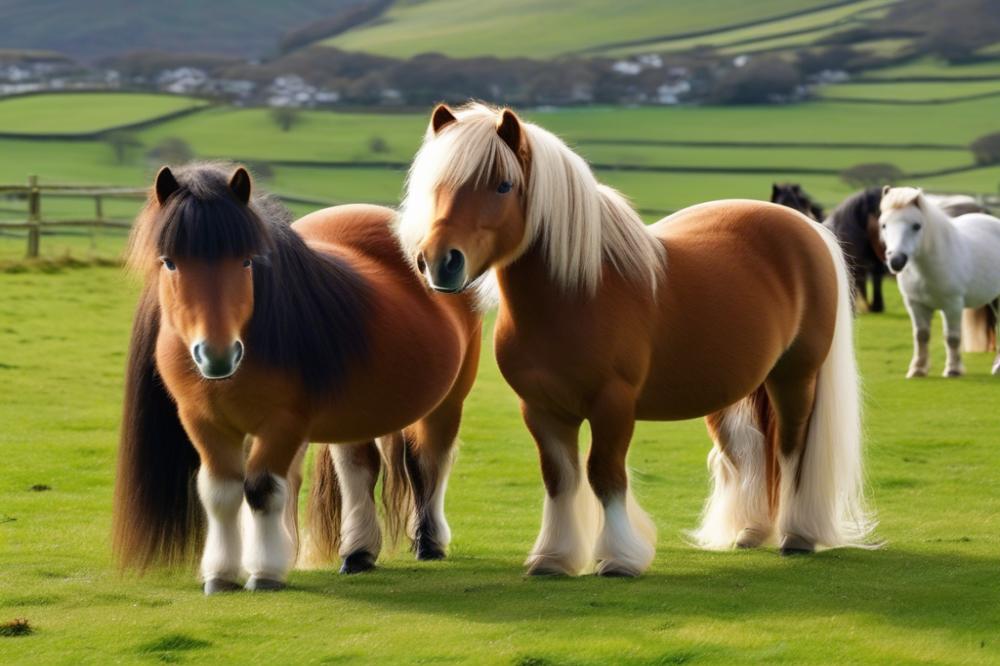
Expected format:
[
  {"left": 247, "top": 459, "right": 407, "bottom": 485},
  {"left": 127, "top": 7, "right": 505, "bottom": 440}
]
[{"left": 398, "top": 103, "right": 664, "bottom": 295}]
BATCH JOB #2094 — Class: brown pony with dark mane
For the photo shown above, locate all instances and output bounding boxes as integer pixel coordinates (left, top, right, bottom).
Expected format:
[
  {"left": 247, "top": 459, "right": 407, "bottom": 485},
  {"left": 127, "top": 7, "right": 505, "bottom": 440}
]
[
  {"left": 400, "top": 103, "right": 876, "bottom": 577},
  {"left": 114, "top": 163, "right": 482, "bottom": 593}
]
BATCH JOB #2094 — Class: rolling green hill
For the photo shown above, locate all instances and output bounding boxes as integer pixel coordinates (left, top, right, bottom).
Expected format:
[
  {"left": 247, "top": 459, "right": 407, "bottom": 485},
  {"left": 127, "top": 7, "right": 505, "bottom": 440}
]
[
  {"left": 323, "top": 0, "right": 842, "bottom": 58},
  {"left": 0, "top": 93, "right": 207, "bottom": 135},
  {"left": 0, "top": 0, "right": 366, "bottom": 59}
]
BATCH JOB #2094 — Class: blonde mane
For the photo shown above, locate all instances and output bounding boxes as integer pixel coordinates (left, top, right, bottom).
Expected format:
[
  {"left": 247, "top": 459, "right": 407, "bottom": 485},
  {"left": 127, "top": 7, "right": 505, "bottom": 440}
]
[{"left": 398, "top": 103, "right": 664, "bottom": 295}]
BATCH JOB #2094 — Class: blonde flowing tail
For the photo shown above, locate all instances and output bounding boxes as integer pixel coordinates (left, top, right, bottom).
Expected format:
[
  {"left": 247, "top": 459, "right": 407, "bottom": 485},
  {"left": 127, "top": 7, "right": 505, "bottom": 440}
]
[
  {"left": 961, "top": 302, "right": 998, "bottom": 353},
  {"left": 777, "top": 225, "right": 878, "bottom": 549}
]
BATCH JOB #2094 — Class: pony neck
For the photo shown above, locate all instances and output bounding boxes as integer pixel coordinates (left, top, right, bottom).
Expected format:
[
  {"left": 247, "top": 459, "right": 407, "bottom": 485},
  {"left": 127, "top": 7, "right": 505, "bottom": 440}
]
[{"left": 912, "top": 201, "right": 960, "bottom": 272}]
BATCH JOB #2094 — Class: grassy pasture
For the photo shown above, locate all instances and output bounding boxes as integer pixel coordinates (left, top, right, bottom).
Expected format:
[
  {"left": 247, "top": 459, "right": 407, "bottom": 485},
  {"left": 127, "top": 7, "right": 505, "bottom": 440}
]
[
  {"left": 819, "top": 81, "right": 1000, "bottom": 102},
  {"left": 0, "top": 94, "right": 206, "bottom": 135},
  {"left": 323, "top": 0, "right": 836, "bottom": 58},
  {"left": 2, "top": 92, "right": 999, "bottom": 262},
  {"left": 0, "top": 266, "right": 998, "bottom": 664}
]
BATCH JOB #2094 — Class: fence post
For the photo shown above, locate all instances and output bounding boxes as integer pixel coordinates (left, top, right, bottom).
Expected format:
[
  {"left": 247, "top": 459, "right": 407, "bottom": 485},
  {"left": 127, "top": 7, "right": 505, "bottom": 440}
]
[
  {"left": 26, "top": 175, "right": 40, "bottom": 258},
  {"left": 93, "top": 194, "right": 104, "bottom": 253}
]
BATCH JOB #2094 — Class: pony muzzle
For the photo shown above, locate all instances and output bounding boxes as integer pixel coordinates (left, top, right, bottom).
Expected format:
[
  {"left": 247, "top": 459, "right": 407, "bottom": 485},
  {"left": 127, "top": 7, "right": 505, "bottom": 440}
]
[
  {"left": 422, "top": 248, "right": 467, "bottom": 293},
  {"left": 887, "top": 252, "right": 908, "bottom": 273},
  {"left": 192, "top": 339, "right": 244, "bottom": 379}
]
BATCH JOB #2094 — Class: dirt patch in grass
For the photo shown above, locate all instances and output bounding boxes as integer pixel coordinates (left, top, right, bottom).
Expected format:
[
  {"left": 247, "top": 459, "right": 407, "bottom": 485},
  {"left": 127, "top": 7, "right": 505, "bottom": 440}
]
[{"left": 0, "top": 618, "right": 33, "bottom": 637}]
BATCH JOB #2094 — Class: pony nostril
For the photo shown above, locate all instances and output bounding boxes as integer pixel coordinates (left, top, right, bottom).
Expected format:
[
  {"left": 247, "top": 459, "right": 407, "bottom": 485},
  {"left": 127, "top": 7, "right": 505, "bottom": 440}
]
[
  {"left": 232, "top": 340, "right": 244, "bottom": 365},
  {"left": 443, "top": 249, "right": 465, "bottom": 275}
]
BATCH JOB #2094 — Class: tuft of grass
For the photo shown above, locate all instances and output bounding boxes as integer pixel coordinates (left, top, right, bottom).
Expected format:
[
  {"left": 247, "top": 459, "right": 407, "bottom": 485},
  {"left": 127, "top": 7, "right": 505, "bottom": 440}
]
[
  {"left": 137, "top": 633, "right": 212, "bottom": 654},
  {"left": 0, "top": 618, "right": 33, "bottom": 637}
]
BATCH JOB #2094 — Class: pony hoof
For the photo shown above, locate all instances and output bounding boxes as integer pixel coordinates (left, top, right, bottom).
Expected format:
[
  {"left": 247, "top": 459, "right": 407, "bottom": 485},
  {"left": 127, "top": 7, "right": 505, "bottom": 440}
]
[
  {"left": 944, "top": 369, "right": 963, "bottom": 378},
  {"left": 992, "top": 362, "right": 1000, "bottom": 376},
  {"left": 596, "top": 561, "right": 640, "bottom": 578},
  {"left": 415, "top": 539, "right": 446, "bottom": 561},
  {"left": 735, "top": 527, "right": 769, "bottom": 549},
  {"left": 779, "top": 534, "right": 815, "bottom": 556},
  {"left": 340, "top": 551, "right": 376, "bottom": 574},
  {"left": 245, "top": 576, "right": 286, "bottom": 592},
  {"left": 203, "top": 578, "right": 242, "bottom": 595},
  {"left": 525, "top": 556, "right": 575, "bottom": 577},
  {"left": 906, "top": 368, "right": 928, "bottom": 378}
]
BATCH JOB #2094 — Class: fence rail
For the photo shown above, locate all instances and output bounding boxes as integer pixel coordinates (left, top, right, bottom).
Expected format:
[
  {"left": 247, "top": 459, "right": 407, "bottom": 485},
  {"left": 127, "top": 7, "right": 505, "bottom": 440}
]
[{"left": 0, "top": 176, "right": 147, "bottom": 258}]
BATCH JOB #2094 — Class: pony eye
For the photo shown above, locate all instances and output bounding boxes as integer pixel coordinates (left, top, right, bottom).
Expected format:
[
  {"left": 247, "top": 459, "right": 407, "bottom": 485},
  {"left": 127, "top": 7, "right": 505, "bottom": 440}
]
[
  {"left": 912, "top": 223, "right": 922, "bottom": 231},
  {"left": 497, "top": 181, "right": 513, "bottom": 194},
  {"left": 243, "top": 258, "right": 253, "bottom": 268},
  {"left": 161, "top": 257, "right": 176, "bottom": 271}
]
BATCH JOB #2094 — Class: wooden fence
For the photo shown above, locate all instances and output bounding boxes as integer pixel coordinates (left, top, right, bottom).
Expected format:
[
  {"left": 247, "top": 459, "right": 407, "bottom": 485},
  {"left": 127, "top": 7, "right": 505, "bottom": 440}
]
[{"left": 0, "top": 176, "right": 147, "bottom": 258}]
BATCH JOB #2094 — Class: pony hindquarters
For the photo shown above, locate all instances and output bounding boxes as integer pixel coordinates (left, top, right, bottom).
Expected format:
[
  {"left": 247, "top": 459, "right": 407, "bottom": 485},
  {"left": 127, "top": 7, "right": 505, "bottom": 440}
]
[
  {"left": 961, "top": 301, "right": 998, "bottom": 355},
  {"left": 693, "top": 226, "right": 875, "bottom": 554},
  {"left": 775, "top": 227, "right": 875, "bottom": 552}
]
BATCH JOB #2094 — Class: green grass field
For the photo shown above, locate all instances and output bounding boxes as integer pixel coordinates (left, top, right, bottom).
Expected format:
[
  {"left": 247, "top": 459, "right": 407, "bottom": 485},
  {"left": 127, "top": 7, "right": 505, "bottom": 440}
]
[
  {"left": 0, "top": 94, "right": 207, "bottom": 135},
  {"left": 323, "top": 0, "right": 837, "bottom": 58},
  {"left": 0, "top": 266, "right": 998, "bottom": 664},
  {"left": 2, "top": 91, "right": 1000, "bottom": 262}
]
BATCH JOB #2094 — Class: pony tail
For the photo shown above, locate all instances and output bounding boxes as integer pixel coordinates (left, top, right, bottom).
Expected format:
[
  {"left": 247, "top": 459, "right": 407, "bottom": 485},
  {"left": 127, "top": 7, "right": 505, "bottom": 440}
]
[
  {"left": 961, "top": 301, "right": 998, "bottom": 353},
  {"left": 113, "top": 288, "right": 203, "bottom": 570},
  {"left": 379, "top": 431, "right": 414, "bottom": 550},
  {"left": 301, "top": 445, "right": 342, "bottom": 566}
]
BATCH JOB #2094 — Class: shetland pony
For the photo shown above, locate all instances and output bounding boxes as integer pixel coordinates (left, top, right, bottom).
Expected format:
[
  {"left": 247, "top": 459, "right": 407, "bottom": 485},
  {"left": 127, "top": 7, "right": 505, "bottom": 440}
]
[
  {"left": 824, "top": 187, "right": 888, "bottom": 313},
  {"left": 398, "top": 103, "right": 876, "bottom": 577},
  {"left": 770, "top": 183, "right": 824, "bottom": 222},
  {"left": 880, "top": 186, "right": 1000, "bottom": 377},
  {"left": 114, "top": 163, "right": 483, "bottom": 593}
]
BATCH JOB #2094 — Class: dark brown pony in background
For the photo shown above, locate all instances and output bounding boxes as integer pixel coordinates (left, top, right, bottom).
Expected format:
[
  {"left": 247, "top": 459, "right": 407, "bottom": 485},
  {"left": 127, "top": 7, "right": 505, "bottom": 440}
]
[
  {"left": 399, "top": 103, "right": 876, "bottom": 577},
  {"left": 823, "top": 187, "right": 888, "bottom": 313},
  {"left": 113, "top": 163, "right": 482, "bottom": 593},
  {"left": 770, "top": 183, "right": 824, "bottom": 222}
]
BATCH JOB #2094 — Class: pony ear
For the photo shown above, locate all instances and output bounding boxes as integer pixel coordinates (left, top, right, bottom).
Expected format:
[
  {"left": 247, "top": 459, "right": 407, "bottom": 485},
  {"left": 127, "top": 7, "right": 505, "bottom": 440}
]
[
  {"left": 771, "top": 183, "right": 780, "bottom": 198},
  {"left": 229, "top": 167, "right": 252, "bottom": 205},
  {"left": 154, "top": 166, "right": 180, "bottom": 206},
  {"left": 882, "top": 185, "right": 892, "bottom": 197},
  {"left": 431, "top": 104, "right": 457, "bottom": 134},
  {"left": 497, "top": 109, "right": 522, "bottom": 153}
]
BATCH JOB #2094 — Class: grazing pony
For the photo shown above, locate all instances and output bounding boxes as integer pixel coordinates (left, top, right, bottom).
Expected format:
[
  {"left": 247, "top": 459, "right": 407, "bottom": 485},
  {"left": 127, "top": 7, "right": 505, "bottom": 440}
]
[
  {"left": 770, "top": 183, "right": 824, "bottom": 222},
  {"left": 114, "top": 163, "right": 483, "bottom": 593},
  {"left": 398, "top": 103, "right": 876, "bottom": 577},
  {"left": 879, "top": 186, "right": 1000, "bottom": 377}
]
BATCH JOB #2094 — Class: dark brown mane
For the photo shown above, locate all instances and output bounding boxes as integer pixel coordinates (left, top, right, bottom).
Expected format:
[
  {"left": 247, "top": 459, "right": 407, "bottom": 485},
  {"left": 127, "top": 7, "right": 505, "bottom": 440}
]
[
  {"left": 770, "top": 183, "right": 825, "bottom": 222},
  {"left": 828, "top": 186, "right": 882, "bottom": 232},
  {"left": 129, "top": 162, "right": 371, "bottom": 396}
]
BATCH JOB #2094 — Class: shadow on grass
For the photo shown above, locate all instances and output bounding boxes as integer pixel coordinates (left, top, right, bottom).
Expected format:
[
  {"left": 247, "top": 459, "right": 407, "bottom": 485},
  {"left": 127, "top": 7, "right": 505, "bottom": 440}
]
[{"left": 289, "top": 547, "right": 998, "bottom": 633}]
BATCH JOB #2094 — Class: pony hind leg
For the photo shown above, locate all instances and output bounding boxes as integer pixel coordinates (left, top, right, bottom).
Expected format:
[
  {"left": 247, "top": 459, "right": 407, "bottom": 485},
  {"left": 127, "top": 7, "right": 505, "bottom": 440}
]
[
  {"left": 330, "top": 442, "right": 382, "bottom": 573},
  {"left": 586, "top": 385, "right": 656, "bottom": 577},
  {"left": 523, "top": 403, "right": 596, "bottom": 576},
  {"left": 691, "top": 389, "right": 775, "bottom": 551},
  {"left": 941, "top": 302, "right": 965, "bottom": 377}
]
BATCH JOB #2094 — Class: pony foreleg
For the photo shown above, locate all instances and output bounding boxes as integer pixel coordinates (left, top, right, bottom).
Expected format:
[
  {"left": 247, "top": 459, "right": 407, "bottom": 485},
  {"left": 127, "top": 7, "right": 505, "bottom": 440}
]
[
  {"left": 587, "top": 387, "right": 656, "bottom": 577},
  {"left": 523, "top": 404, "right": 594, "bottom": 576},
  {"left": 196, "top": 467, "right": 244, "bottom": 594},
  {"left": 870, "top": 268, "right": 885, "bottom": 313},
  {"left": 330, "top": 442, "right": 382, "bottom": 573},
  {"left": 182, "top": 416, "right": 245, "bottom": 595},
  {"left": 905, "top": 300, "right": 934, "bottom": 378},
  {"left": 942, "top": 303, "right": 965, "bottom": 377},
  {"left": 284, "top": 442, "right": 308, "bottom": 558},
  {"left": 242, "top": 435, "right": 302, "bottom": 591}
]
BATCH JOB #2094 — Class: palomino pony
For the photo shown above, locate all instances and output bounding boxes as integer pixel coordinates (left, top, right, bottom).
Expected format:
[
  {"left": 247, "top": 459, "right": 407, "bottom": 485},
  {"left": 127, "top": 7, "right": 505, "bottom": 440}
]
[
  {"left": 879, "top": 186, "right": 1000, "bottom": 377},
  {"left": 114, "top": 163, "right": 483, "bottom": 593},
  {"left": 770, "top": 183, "right": 824, "bottom": 222},
  {"left": 399, "top": 103, "right": 876, "bottom": 577}
]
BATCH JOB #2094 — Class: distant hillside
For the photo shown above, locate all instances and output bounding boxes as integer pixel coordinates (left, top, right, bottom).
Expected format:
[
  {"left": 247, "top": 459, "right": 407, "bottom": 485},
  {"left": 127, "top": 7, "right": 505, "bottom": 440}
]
[
  {"left": 322, "top": 0, "right": 845, "bottom": 58},
  {"left": 0, "top": 0, "right": 369, "bottom": 60}
]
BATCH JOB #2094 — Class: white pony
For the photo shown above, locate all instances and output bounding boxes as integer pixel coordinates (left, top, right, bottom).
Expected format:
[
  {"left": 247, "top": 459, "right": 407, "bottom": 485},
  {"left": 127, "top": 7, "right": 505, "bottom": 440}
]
[{"left": 880, "top": 186, "right": 1000, "bottom": 377}]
